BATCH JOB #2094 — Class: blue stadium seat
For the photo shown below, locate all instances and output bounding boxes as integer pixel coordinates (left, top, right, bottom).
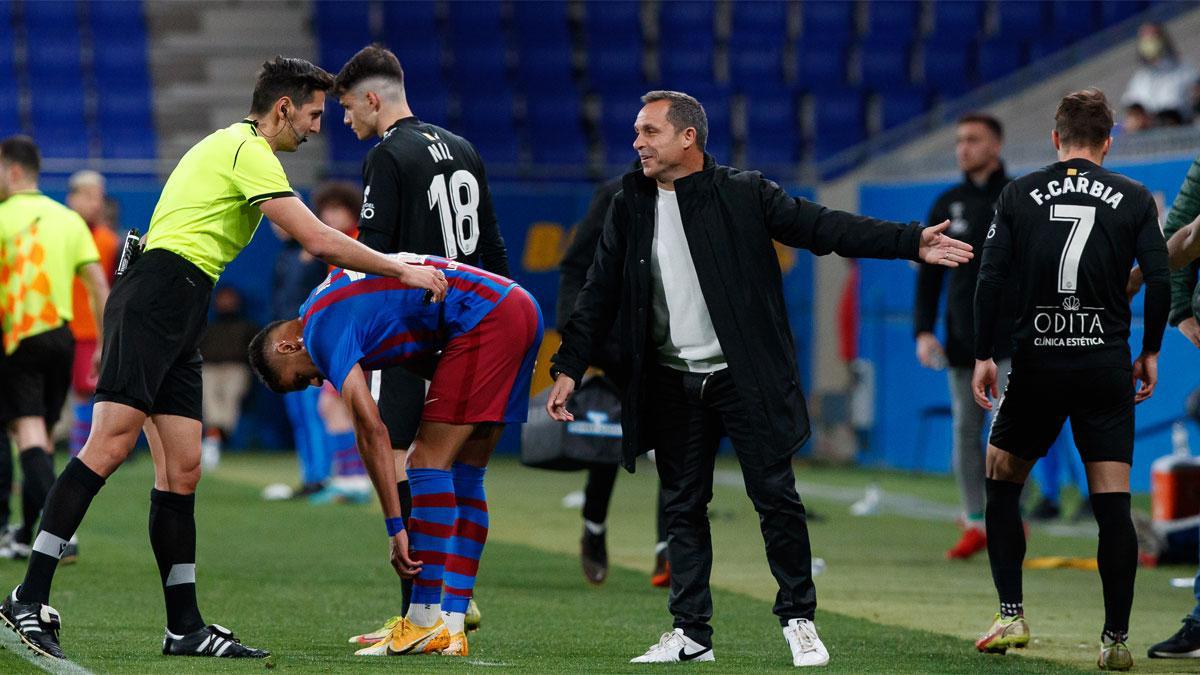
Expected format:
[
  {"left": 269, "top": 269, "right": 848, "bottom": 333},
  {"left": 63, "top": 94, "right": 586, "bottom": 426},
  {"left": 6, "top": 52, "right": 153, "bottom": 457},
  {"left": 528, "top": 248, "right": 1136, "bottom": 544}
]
[
  {"left": 516, "top": 45, "right": 575, "bottom": 93},
  {"left": 450, "top": 47, "right": 511, "bottom": 95},
  {"left": 658, "top": 51, "right": 715, "bottom": 89},
  {"left": 447, "top": 1, "right": 503, "bottom": 49},
  {"left": 600, "top": 96, "right": 645, "bottom": 163},
  {"left": 512, "top": 0, "right": 572, "bottom": 50},
  {"left": 89, "top": 0, "right": 145, "bottom": 35},
  {"left": 91, "top": 41, "right": 151, "bottom": 90},
  {"left": 1100, "top": 1, "right": 1147, "bottom": 27},
  {"left": 526, "top": 96, "right": 588, "bottom": 165},
  {"left": 389, "top": 45, "right": 444, "bottom": 96},
  {"left": 324, "top": 99, "right": 374, "bottom": 164},
  {"left": 812, "top": 89, "right": 866, "bottom": 161},
  {"left": 932, "top": 1, "right": 984, "bottom": 36},
  {"left": 659, "top": 1, "right": 714, "bottom": 35},
  {"left": 865, "top": 1, "right": 919, "bottom": 44},
  {"left": 0, "top": 82, "right": 19, "bottom": 137},
  {"left": 878, "top": 88, "right": 929, "bottom": 130},
  {"left": 1029, "top": 34, "right": 1068, "bottom": 61},
  {"left": 409, "top": 91, "right": 450, "bottom": 128},
  {"left": 978, "top": 39, "right": 1026, "bottom": 82},
  {"left": 860, "top": 40, "right": 912, "bottom": 92},
  {"left": 583, "top": 0, "right": 642, "bottom": 51},
  {"left": 795, "top": 39, "right": 849, "bottom": 92},
  {"left": 744, "top": 94, "right": 799, "bottom": 166},
  {"left": 921, "top": 39, "right": 975, "bottom": 96},
  {"left": 25, "top": 39, "right": 83, "bottom": 88},
  {"left": 729, "top": 47, "right": 786, "bottom": 95},
  {"left": 22, "top": 0, "right": 77, "bottom": 31},
  {"left": 1051, "top": 0, "right": 1098, "bottom": 42},
  {"left": 802, "top": 1, "right": 855, "bottom": 42},
  {"left": 996, "top": 1, "right": 1047, "bottom": 36},
  {"left": 98, "top": 127, "right": 156, "bottom": 160},
  {"left": 729, "top": 0, "right": 788, "bottom": 49},
  {"left": 382, "top": 0, "right": 438, "bottom": 36},
  {"left": 588, "top": 47, "right": 646, "bottom": 92},
  {"left": 31, "top": 83, "right": 88, "bottom": 158},
  {"left": 702, "top": 97, "right": 731, "bottom": 157}
]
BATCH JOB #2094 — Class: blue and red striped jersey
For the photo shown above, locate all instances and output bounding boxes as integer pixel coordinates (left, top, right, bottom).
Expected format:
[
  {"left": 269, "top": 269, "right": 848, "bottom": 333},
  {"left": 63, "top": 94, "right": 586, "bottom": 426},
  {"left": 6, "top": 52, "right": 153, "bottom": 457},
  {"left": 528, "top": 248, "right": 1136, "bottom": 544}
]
[{"left": 299, "top": 253, "right": 517, "bottom": 391}]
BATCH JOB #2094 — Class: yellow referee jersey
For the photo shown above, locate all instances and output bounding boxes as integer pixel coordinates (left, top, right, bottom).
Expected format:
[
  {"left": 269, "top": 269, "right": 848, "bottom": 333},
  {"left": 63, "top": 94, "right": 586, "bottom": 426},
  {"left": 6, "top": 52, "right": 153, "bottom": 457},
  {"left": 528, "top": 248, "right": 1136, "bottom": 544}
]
[{"left": 144, "top": 120, "right": 294, "bottom": 282}]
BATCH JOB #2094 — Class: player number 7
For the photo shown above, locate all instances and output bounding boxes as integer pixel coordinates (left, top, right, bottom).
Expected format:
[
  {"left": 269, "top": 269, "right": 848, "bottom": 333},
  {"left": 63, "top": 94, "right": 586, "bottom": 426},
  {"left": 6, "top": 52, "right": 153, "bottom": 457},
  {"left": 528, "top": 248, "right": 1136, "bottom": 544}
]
[{"left": 1051, "top": 204, "right": 1096, "bottom": 294}]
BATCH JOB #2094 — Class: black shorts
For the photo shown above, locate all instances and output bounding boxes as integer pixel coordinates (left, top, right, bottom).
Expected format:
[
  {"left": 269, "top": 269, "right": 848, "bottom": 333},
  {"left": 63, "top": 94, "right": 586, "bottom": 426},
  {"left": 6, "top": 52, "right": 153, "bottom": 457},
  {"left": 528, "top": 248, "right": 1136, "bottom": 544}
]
[
  {"left": 373, "top": 365, "right": 425, "bottom": 449},
  {"left": 988, "top": 366, "right": 1134, "bottom": 464},
  {"left": 95, "top": 249, "right": 212, "bottom": 420},
  {"left": 0, "top": 325, "right": 74, "bottom": 428}
]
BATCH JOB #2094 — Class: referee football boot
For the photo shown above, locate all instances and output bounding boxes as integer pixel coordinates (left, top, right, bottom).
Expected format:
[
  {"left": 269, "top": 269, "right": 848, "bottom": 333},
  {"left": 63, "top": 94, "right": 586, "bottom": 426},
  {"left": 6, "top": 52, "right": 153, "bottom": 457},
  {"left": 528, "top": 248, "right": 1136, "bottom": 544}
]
[
  {"left": 975, "top": 613, "right": 1031, "bottom": 654},
  {"left": 162, "top": 623, "right": 270, "bottom": 658},
  {"left": 0, "top": 587, "right": 65, "bottom": 658},
  {"left": 630, "top": 628, "right": 714, "bottom": 663},
  {"left": 1098, "top": 635, "right": 1133, "bottom": 671},
  {"left": 1148, "top": 617, "right": 1200, "bottom": 658},
  {"left": 581, "top": 527, "right": 608, "bottom": 584}
]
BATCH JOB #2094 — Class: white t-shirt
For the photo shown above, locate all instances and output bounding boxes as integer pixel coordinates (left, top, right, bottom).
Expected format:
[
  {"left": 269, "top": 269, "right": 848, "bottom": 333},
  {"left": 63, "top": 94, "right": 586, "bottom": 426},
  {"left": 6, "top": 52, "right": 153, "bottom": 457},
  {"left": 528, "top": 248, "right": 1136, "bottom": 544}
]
[
  {"left": 649, "top": 187, "right": 726, "bottom": 373},
  {"left": 1121, "top": 60, "right": 1198, "bottom": 120}
]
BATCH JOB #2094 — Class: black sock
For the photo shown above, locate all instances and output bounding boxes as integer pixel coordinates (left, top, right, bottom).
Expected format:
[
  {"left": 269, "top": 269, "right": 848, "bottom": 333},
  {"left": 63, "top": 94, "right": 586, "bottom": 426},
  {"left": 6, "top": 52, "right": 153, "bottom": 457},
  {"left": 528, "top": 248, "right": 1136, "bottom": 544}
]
[
  {"left": 149, "top": 489, "right": 205, "bottom": 635},
  {"left": 397, "top": 479, "right": 412, "bottom": 616},
  {"left": 582, "top": 464, "right": 618, "bottom": 525},
  {"left": 0, "top": 430, "right": 12, "bottom": 528},
  {"left": 985, "top": 478, "right": 1026, "bottom": 614},
  {"left": 20, "top": 458, "right": 105, "bottom": 604},
  {"left": 1091, "top": 492, "right": 1136, "bottom": 638},
  {"left": 18, "top": 448, "right": 56, "bottom": 543},
  {"left": 655, "top": 485, "right": 668, "bottom": 549}
]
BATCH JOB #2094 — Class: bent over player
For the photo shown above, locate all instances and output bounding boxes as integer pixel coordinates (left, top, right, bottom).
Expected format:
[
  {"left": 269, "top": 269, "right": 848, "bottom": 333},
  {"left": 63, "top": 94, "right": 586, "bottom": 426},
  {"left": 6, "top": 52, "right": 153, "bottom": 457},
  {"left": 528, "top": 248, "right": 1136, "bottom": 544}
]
[
  {"left": 0, "top": 57, "right": 447, "bottom": 661},
  {"left": 972, "top": 89, "right": 1169, "bottom": 671},
  {"left": 248, "top": 254, "right": 542, "bottom": 658}
]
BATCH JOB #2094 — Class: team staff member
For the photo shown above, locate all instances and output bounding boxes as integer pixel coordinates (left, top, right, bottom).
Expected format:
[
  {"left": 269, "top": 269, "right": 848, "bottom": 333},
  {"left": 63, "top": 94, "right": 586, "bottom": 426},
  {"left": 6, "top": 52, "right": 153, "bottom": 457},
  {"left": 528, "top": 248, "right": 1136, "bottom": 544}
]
[
  {"left": 913, "top": 113, "right": 1016, "bottom": 560},
  {"left": 0, "top": 56, "right": 447, "bottom": 661},
  {"left": 557, "top": 164, "right": 670, "bottom": 587},
  {"left": 972, "top": 88, "right": 1168, "bottom": 671},
  {"left": 0, "top": 137, "right": 109, "bottom": 560},
  {"left": 332, "top": 45, "right": 507, "bottom": 641},
  {"left": 546, "top": 91, "right": 974, "bottom": 667}
]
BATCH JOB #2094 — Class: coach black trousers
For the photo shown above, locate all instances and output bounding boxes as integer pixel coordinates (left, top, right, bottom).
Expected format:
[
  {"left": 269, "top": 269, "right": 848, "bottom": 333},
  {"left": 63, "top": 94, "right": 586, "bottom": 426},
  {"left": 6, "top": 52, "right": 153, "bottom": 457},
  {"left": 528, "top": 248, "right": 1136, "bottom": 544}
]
[{"left": 648, "top": 365, "right": 816, "bottom": 646}]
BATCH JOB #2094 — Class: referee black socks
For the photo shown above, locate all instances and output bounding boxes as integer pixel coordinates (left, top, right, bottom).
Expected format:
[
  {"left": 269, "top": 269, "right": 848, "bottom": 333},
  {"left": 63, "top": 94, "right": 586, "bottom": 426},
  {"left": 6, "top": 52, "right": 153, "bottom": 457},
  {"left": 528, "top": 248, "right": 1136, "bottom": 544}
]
[
  {"left": 1090, "top": 492, "right": 1136, "bottom": 638},
  {"left": 985, "top": 478, "right": 1025, "bottom": 614},
  {"left": 20, "top": 457, "right": 105, "bottom": 605},
  {"left": 397, "top": 479, "right": 412, "bottom": 615},
  {"left": 18, "top": 448, "right": 55, "bottom": 543},
  {"left": 150, "top": 489, "right": 206, "bottom": 635}
]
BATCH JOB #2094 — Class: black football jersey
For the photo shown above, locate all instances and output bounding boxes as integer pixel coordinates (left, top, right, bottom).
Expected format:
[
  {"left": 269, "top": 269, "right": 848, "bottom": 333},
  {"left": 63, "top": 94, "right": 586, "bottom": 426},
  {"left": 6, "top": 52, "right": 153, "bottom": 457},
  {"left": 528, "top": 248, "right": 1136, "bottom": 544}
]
[
  {"left": 356, "top": 117, "right": 510, "bottom": 276},
  {"left": 975, "top": 158, "right": 1168, "bottom": 370}
]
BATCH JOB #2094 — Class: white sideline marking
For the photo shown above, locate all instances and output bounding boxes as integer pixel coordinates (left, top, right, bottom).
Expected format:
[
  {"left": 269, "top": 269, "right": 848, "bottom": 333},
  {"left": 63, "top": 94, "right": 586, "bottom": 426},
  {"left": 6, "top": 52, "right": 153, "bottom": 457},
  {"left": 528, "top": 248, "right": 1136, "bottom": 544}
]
[{"left": 0, "top": 627, "right": 93, "bottom": 675}]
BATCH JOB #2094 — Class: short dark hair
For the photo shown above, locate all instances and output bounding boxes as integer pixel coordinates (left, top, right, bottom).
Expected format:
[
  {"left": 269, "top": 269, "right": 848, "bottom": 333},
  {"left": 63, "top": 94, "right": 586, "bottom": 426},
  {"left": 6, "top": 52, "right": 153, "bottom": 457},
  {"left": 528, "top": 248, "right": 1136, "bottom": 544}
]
[
  {"left": 1055, "top": 88, "right": 1114, "bottom": 150},
  {"left": 248, "top": 320, "right": 290, "bottom": 394},
  {"left": 641, "top": 90, "right": 709, "bottom": 150},
  {"left": 250, "top": 56, "right": 334, "bottom": 115},
  {"left": 0, "top": 135, "right": 41, "bottom": 175},
  {"left": 332, "top": 44, "right": 405, "bottom": 97},
  {"left": 957, "top": 112, "right": 1003, "bottom": 141},
  {"left": 313, "top": 180, "right": 362, "bottom": 215}
]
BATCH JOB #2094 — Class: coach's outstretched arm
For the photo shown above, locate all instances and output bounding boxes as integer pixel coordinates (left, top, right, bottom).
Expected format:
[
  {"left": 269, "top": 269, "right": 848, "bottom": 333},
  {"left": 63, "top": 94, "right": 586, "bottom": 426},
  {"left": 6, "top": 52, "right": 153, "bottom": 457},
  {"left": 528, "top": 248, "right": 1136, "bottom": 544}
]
[
  {"left": 261, "top": 196, "right": 447, "bottom": 301},
  {"left": 1135, "top": 199, "right": 1170, "bottom": 402},
  {"left": 757, "top": 177, "right": 973, "bottom": 266},
  {"left": 340, "top": 363, "right": 424, "bottom": 579}
]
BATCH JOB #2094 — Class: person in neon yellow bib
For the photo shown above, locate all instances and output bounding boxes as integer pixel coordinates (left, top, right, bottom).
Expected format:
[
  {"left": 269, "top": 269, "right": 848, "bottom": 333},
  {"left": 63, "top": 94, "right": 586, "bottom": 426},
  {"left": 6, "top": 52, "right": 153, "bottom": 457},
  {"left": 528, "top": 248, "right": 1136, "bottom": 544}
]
[{"left": 0, "top": 56, "right": 449, "bottom": 661}]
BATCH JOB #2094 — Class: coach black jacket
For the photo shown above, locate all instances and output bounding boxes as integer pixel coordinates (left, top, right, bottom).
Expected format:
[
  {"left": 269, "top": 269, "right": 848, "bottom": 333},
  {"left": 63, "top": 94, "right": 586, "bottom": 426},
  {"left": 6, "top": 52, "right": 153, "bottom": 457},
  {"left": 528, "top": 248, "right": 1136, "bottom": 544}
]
[{"left": 551, "top": 155, "right": 924, "bottom": 471}]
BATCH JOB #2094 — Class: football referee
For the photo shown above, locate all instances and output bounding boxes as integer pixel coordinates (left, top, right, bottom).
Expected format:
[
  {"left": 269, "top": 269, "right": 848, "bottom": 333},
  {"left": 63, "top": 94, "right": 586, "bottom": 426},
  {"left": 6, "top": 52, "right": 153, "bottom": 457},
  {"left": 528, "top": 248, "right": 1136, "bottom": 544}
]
[
  {"left": 0, "top": 56, "right": 447, "bottom": 661},
  {"left": 972, "top": 89, "right": 1168, "bottom": 670},
  {"left": 331, "top": 45, "right": 508, "bottom": 642}
]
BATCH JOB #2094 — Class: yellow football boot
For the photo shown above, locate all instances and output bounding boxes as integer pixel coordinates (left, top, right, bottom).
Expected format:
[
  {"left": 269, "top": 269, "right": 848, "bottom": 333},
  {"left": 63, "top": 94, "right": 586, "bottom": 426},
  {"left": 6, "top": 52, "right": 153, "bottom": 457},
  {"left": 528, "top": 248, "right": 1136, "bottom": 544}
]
[
  {"left": 353, "top": 618, "right": 448, "bottom": 656},
  {"left": 440, "top": 632, "right": 469, "bottom": 656},
  {"left": 465, "top": 598, "right": 482, "bottom": 632}
]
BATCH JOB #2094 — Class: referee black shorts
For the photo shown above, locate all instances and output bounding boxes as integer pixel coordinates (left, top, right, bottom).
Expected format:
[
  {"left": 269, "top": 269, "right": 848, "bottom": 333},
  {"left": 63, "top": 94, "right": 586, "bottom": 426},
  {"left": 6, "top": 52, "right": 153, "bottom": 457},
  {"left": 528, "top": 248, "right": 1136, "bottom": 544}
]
[
  {"left": 95, "top": 249, "right": 212, "bottom": 421},
  {"left": 988, "top": 366, "right": 1134, "bottom": 465},
  {"left": 0, "top": 325, "right": 74, "bottom": 429},
  {"left": 373, "top": 365, "right": 425, "bottom": 449}
]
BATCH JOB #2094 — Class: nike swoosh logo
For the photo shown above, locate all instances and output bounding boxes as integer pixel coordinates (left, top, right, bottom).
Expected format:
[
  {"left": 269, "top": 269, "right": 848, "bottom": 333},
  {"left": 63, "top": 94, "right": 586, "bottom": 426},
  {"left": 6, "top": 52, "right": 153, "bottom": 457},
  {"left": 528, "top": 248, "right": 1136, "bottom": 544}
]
[
  {"left": 678, "top": 646, "right": 711, "bottom": 661},
  {"left": 425, "top": 398, "right": 439, "bottom": 405},
  {"left": 1079, "top": 171, "right": 1090, "bottom": 175}
]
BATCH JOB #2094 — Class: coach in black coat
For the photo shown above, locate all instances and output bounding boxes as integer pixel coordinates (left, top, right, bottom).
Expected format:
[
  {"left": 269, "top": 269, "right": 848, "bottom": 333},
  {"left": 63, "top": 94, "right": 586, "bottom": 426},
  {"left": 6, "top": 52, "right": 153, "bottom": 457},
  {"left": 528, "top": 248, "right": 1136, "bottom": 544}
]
[{"left": 546, "top": 91, "right": 971, "bottom": 664}]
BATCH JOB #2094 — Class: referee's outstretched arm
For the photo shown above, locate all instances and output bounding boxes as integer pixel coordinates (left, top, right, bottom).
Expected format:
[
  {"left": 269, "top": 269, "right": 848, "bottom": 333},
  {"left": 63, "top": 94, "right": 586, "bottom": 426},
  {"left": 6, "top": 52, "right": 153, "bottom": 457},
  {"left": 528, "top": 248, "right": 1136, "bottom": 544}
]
[{"left": 261, "top": 196, "right": 447, "bottom": 302}]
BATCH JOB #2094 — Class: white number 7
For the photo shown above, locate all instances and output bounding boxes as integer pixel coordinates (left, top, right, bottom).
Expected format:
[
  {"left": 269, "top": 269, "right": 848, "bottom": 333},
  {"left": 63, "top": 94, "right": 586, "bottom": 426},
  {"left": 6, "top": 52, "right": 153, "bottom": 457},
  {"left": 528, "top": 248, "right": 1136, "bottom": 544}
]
[{"left": 1051, "top": 204, "right": 1096, "bottom": 294}]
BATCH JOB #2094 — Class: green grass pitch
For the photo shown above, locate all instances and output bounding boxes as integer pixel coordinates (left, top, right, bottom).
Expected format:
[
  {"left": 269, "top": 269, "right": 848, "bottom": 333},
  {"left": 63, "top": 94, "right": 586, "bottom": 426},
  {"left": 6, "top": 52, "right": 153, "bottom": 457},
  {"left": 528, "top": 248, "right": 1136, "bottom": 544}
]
[{"left": 0, "top": 452, "right": 1191, "bottom": 673}]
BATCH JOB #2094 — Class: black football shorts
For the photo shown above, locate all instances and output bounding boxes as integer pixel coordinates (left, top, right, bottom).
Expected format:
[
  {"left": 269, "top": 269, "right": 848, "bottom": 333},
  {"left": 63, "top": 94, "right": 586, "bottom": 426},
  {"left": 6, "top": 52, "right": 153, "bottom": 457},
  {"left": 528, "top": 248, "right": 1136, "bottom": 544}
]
[
  {"left": 0, "top": 325, "right": 74, "bottom": 428},
  {"left": 988, "top": 366, "right": 1134, "bottom": 464}
]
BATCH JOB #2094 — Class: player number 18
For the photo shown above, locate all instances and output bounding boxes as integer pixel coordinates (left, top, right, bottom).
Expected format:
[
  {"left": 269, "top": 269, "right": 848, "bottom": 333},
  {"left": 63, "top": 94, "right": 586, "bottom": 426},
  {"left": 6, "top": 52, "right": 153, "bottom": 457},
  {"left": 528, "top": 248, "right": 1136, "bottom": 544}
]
[{"left": 428, "top": 170, "right": 480, "bottom": 258}]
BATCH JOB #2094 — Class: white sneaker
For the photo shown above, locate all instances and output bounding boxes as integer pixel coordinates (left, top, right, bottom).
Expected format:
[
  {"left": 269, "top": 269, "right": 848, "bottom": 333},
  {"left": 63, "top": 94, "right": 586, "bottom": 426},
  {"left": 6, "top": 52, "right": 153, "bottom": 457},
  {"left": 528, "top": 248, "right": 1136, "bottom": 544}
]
[
  {"left": 783, "top": 618, "right": 829, "bottom": 667},
  {"left": 630, "top": 628, "right": 714, "bottom": 663}
]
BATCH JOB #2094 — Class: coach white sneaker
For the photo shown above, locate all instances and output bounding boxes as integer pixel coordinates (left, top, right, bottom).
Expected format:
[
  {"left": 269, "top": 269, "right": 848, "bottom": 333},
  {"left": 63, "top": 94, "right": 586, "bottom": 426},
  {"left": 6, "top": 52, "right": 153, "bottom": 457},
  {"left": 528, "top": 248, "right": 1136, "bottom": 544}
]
[
  {"left": 783, "top": 618, "right": 829, "bottom": 667},
  {"left": 630, "top": 628, "right": 714, "bottom": 663}
]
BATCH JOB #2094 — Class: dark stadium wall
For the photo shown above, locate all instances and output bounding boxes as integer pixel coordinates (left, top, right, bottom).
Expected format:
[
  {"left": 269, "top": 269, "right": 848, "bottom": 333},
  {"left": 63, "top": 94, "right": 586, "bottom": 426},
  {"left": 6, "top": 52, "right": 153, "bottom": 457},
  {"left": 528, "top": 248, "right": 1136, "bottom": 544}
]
[{"left": 855, "top": 156, "right": 1199, "bottom": 493}]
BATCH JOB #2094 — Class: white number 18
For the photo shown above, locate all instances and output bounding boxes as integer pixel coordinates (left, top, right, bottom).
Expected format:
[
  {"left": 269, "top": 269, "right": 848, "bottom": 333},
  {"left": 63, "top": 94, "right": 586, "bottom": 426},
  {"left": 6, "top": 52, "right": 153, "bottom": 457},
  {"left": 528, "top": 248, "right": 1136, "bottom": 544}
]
[
  {"left": 1051, "top": 204, "right": 1096, "bottom": 294},
  {"left": 428, "top": 170, "right": 480, "bottom": 258}
]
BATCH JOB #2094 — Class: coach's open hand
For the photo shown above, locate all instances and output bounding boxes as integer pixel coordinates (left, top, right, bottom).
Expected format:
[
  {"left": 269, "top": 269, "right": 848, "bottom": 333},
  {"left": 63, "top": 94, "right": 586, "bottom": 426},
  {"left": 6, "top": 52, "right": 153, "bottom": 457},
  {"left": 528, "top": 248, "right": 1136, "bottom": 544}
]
[
  {"left": 399, "top": 263, "right": 448, "bottom": 302},
  {"left": 972, "top": 358, "right": 998, "bottom": 410},
  {"left": 390, "top": 531, "right": 423, "bottom": 579},
  {"left": 918, "top": 220, "right": 974, "bottom": 267},
  {"left": 546, "top": 373, "right": 577, "bottom": 422}
]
